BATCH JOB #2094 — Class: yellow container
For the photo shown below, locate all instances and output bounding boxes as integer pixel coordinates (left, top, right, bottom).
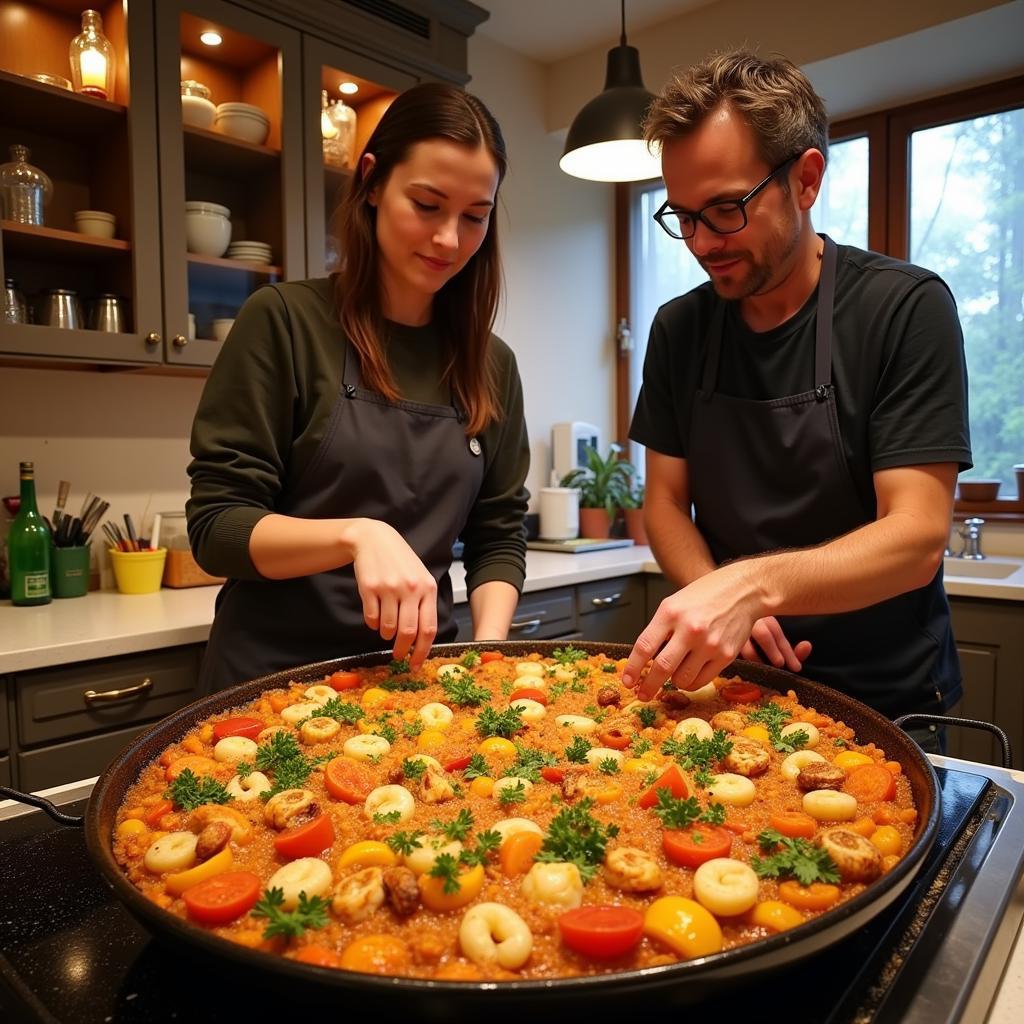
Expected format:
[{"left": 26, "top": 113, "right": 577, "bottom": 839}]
[{"left": 109, "top": 548, "right": 168, "bottom": 594}]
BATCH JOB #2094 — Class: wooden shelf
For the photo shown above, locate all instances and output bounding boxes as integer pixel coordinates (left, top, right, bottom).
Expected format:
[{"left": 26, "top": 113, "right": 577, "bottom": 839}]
[
  {"left": 1, "top": 220, "right": 130, "bottom": 261},
  {"left": 0, "top": 68, "right": 126, "bottom": 140},
  {"left": 183, "top": 124, "right": 280, "bottom": 175},
  {"left": 186, "top": 252, "right": 281, "bottom": 276}
]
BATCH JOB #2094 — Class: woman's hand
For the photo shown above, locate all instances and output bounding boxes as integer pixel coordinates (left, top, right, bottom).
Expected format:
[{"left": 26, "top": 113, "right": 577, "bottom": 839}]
[{"left": 347, "top": 519, "right": 438, "bottom": 668}]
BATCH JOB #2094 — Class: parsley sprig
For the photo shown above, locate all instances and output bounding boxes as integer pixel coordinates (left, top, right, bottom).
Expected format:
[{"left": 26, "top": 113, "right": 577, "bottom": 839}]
[
  {"left": 461, "top": 650, "right": 481, "bottom": 668},
  {"left": 635, "top": 706, "right": 659, "bottom": 729},
  {"left": 661, "top": 731, "right": 733, "bottom": 788},
  {"left": 598, "top": 757, "right": 621, "bottom": 775},
  {"left": 164, "top": 768, "right": 231, "bottom": 811},
  {"left": 462, "top": 753, "right": 491, "bottom": 780},
  {"left": 252, "top": 888, "right": 330, "bottom": 940},
  {"left": 650, "top": 790, "right": 727, "bottom": 829},
  {"left": 476, "top": 705, "right": 524, "bottom": 738},
  {"left": 459, "top": 829, "right": 502, "bottom": 867},
  {"left": 401, "top": 757, "right": 428, "bottom": 782},
  {"left": 752, "top": 829, "right": 840, "bottom": 885},
  {"left": 428, "top": 852, "right": 463, "bottom": 894},
  {"left": 497, "top": 780, "right": 528, "bottom": 805},
  {"left": 386, "top": 830, "right": 424, "bottom": 855},
  {"left": 504, "top": 743, "right": 556, "bottom": 782},
  {"left": 537, "top": 797, "right": 619, "bottom": 882},
  {"left": 748, "top": 702, "right": 809, "bottom": 752},
  {"left": 442, "top": 674, "right": 492, "bottom": 708},
  {"left": 255, "top": 732, "right": 322, "bottom": 797},
  {"left": 379, "top": 677, "right": 428, "bottom": 692},
  {"left": 565, "top": 735, "right": 592, "bottom": 764},
  {"left": 431, "top": 808, "right": 474, "bottom": 842},
  {"left": 553, "top": 645, "right": 588, "bottom": 664},
  {"left": 308, "top": 697, "right": 363, "bottom": 726}
]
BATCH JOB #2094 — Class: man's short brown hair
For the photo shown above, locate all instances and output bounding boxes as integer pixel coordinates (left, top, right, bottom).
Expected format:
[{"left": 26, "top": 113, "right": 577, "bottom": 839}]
[{"left": 644, "top": 50, "right": 829, "bottom": 168}]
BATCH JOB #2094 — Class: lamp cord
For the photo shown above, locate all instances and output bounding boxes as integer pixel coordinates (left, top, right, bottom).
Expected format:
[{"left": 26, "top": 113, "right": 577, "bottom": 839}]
[{"left": 620, "top": 0, "right": 626, "bottom": 46}]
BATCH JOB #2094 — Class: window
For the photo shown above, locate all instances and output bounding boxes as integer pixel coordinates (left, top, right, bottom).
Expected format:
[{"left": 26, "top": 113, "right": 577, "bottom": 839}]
[{"left": 622, "top": 77, "right": 1024, "bottom": 505}]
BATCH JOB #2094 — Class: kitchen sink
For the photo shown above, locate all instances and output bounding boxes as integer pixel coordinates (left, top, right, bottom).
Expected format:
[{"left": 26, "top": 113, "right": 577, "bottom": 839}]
[{"left": 942, "top": 556, "right": 1022, "bottom": 579}]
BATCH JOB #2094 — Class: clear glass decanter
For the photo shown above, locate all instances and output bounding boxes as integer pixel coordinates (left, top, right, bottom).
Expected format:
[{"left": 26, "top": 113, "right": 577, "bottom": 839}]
[
  {"left": 69, "top": 9, "right": 116, "bottom": 100},
  {"left": 322, "top": 95, "right": 357, "bottom": 169}
]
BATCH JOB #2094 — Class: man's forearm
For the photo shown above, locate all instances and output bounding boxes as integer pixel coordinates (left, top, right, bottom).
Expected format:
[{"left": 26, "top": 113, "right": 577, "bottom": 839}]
[
  {"left": 645, "top": 494, "right": 717, "bottom": 587},
  {"left": 469, "top": 580, "right": 520, "bottom": 641}
]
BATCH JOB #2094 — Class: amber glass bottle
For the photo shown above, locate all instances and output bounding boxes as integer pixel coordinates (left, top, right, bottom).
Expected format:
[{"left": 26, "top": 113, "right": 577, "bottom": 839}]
[{"left": 9, "top": 461, "right": 52, "bottom": 605}]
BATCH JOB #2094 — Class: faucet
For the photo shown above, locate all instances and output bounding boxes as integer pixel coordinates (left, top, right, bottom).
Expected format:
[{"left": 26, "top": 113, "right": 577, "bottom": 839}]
[{"left": 956, "top": 517, "right": 985, "bottom": 559}]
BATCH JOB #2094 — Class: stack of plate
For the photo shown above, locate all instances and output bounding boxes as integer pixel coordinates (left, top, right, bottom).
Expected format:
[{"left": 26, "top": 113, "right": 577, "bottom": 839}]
[
  {"left": 226, "top": 240, "right": 273, "bottom": 264},
  {"left": 214, "top": 102, "right": 270, "bottom": 145}
]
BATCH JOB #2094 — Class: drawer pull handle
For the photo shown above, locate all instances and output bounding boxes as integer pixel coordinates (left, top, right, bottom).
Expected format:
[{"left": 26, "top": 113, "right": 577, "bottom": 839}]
[
  {"left": 591, "top": 593, "right": 622, "bottom": 607},
  {"left": 510, "top": 618, "right": 542, "bottom": 633},
  {"left": 84, "top": 677, "right": 153, "bottom": 703}
]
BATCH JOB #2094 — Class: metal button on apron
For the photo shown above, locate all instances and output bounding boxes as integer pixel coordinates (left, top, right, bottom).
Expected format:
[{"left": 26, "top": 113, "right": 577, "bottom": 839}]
[{"left": 469, "top": 437, "right": 482, "bottom": 456}]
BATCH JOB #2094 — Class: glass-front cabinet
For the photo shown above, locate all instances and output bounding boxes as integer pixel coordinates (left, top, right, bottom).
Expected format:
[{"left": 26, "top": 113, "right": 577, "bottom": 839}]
[
  {"left": 154, "top": 0, "right": 303, "bottom": 367},
  {"left": 303, "top": 37, "right": 415, "bottom": 278},
  {"left": 0, "top": 0, "right": 482, "bottom": 373},
  {"left": 0, "top": 0, "right": 163, "bottom": 364}
]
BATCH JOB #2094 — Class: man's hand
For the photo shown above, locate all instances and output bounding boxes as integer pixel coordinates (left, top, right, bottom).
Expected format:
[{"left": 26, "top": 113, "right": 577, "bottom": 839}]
[
  {"left": 742, "top": 617, "right": 812, "bottom": 672},
  {"left": 621, "top": 567, "right": 810, "bottom": 700}
]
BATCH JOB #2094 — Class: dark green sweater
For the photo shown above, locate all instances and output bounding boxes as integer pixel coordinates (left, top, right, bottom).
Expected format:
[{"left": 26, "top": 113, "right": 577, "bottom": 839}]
[{"left": 187, "top": 278, "right": 529, "bottom": 595}]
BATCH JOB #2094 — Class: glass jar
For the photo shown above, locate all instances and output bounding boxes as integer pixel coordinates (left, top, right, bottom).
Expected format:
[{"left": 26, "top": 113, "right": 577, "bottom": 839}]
[
  {"left": 0, "top": 144, "right": 53, "bottom": 226},
  {"left": 3, "top": 278, "right": 28, "bottom": 324},
  {"left": 323, "top": 97, "right": 357, "bottom": 169},
  {"left": 69, "top": 9, "right": 116, "bottom": 100}
]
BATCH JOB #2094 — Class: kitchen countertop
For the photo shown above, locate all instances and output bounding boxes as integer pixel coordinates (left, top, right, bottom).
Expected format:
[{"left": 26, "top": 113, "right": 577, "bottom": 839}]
[{"left": 1, "top": 548, "right": 1022, "bottom": 675}]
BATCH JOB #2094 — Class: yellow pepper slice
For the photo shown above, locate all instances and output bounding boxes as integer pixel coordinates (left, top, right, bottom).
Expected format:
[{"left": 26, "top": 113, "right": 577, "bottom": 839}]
[
  {"left": 748, "top": 900, "right": 805, "bottom": 932},
  {"left": 834, "top": 751, "right": 873, "bottom": 770},
  {"left": 417, "top": 729, "right": 447, "bottom": 751},
  {"left": 361, "top": 687, "right": 390, "bottom": 709},
  {"left": 418, "top": 863, "right": 485, "bottom": 911},
  {"left": 644, "top": 896, "right": 723, "bottom": 959},
  {"left": 336, "top": 840, "right": 397, "bottom": 871},
  {"left": 164, "top": 846, "right": 233, "bottom": 896},
  {"left": 478, "top": 737, "right": 517, "bottom": 758}
]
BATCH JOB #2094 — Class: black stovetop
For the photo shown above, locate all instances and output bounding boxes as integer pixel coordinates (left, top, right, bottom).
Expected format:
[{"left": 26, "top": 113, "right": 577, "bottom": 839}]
[{"left": 0, "top": 768, "right": 1005, "bottom": 1023}]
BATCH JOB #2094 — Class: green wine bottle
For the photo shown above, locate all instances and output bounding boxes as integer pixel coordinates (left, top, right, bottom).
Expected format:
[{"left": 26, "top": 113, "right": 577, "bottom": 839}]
[{"left": 9, "top": 461, "right": 52, "bottom": 606}]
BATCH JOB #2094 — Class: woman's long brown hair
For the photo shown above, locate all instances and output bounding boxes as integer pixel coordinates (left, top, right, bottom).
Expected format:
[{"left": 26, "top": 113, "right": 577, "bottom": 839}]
[{"left": 333, "top": 82, "right": 507, "bottom": 436}]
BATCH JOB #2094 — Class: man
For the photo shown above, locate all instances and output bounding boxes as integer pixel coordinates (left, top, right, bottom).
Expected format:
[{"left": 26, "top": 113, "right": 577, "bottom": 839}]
[{"left": 622, "top": 51, "right": 971, "bottom": 749}]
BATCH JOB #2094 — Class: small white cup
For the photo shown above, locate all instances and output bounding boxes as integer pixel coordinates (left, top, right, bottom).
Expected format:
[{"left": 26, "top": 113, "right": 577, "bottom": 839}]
[
  {"left": 74, "top": 210, "right": 116, "bottom": 239},
  {"left": 212, "top": 317, "right": 234, "bottom": 342},
  {"left": 539, "top": 487, "right": 580, "bottom": 540}
]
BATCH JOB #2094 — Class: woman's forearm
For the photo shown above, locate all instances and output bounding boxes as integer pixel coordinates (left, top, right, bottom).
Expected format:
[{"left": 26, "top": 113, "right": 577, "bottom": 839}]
[
  {"left": 249, "top": 513, "right": 362, "bottom": 579},
  {"left": 469, "top": 580, "right": 520, "bottom": 641}
]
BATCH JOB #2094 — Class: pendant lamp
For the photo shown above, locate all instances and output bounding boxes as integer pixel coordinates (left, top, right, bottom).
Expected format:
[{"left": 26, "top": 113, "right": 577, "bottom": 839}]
[{"left": 559, "top": 0, "right": 661, "bottom": 182}]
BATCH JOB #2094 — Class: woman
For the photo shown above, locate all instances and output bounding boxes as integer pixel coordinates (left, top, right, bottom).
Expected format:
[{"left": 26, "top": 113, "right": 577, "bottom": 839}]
[{"left": 187, "top": 83, "right": 530, "bottom": 692}]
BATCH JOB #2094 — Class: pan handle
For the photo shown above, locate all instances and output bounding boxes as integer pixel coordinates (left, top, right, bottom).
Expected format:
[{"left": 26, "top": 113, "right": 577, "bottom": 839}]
[
  {"left": 0, "top": 785, "right": 84, "bottom": 827},
  {"left": 893, "top": 713, "right": 1013, "bottom": 769}
]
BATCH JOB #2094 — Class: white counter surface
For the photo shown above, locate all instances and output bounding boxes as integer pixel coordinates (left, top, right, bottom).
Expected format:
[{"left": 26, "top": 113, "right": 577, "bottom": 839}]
[{"left": 1, "top": 547, "right": 1021, "bottom": 675}]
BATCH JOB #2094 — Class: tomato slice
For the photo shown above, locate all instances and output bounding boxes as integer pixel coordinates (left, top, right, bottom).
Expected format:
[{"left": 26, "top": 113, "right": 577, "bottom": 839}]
[
  {"left": 182, "top": 871, "right": 261, "bottom": 925},
  {"left": 662, "top": 824, "right": 732, "bottom": 868},
  {"left": 327, "top": 670, "right": 361, "bottom": 691},
  {"left": 598, "top": 725, "right": 631, "bottom": 750},
  {"left": 508, "top": 687, "right": 548, "bottom": 706},
  {"left": 212, "top": 716, "right": 264, "bottom": 742},
  {"left": 844, "top": 763, "right": 897, "bottom": 803},
  {"left": 720, "top": 682, "right": 763, "bottom": 703},
  {"left": 769, "top": 811, "right": 818, "bottom": 840},
  {"left": 638, "top": 764, "right": 689, "bottom": 809},
  {"left": 443, "top": 754, "right": 473, "bottom": 773},
  {"left": 325, "top": 756, "right": 374, "bottom": 804},
  {"left": 480, "top": 651, "right": 504, "bottom": 664},
  {"left": 541, "top": 766, "right": 566, "bottom": 784},
  {"left": 558, "top": 906, "right": 644, "bottom": 960},
  {"left": 274, "top": 814, "right": 336, "bottom": 860}
]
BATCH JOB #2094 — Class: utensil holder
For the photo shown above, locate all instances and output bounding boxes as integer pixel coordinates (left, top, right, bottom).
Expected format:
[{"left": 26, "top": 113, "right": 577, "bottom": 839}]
[
  {"left": 51, "top": 545, "right": 91, "bottom": 598},
  {"left": 109, "top": 548, "right": 167, "bottom": 594}
]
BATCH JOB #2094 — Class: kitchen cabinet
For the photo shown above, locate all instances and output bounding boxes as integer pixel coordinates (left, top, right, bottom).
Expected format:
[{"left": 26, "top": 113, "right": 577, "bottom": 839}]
[
  {"left": 948, "top": 597, "right": 1024, "bottom": 770},
  {"left": 577, "top": 575, "right": 645, "bottom": 644},
  {"left": 454, "top": 585, "right": 580, "bottom": 643},
  {"left": 9, "top": 643, "right": 204, "bottom": 791},
  {"left": 0, "top": 0, "right": 483, "bottom": 373}
]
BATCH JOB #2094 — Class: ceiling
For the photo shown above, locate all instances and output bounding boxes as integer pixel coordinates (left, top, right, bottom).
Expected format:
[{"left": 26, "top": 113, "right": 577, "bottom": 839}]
[{"left": 475, "top": 0, "right": 715, "bottom": 64}]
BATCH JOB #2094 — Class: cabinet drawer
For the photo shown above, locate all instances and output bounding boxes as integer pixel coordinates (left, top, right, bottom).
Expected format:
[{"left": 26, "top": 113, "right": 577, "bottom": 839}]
[
  {"left": 0, "top": 755, "right": 10, "bottom": 787},
  {"left": 16, "top": 646, "right": 203, "bottom": 747},
  {"left": 0, "top": 680, "right": 9, "bottom": 754},
  {"left": 17, "top": 723, "right": 151, "bottom": 792},
  {"left": 578, "top": 576, "right": 643, "bottom": 616},
  {"left": 508, "top": 587, "right": 576, "bottom": 640}
]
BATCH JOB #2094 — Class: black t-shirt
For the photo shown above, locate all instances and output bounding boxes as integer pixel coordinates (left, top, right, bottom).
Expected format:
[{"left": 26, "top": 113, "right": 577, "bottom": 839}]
[{"left": 631, "top": 243, "right": 972, "bottom": 516}]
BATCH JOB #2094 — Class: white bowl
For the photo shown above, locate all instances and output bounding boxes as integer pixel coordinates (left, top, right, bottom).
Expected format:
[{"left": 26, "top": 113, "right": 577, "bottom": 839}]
[
  {"left": 215, "top": 102, "right": 269, "bottom": 120},
  {"left": 181, "top": 94, "right": 216, "bottom": 129},
  {"left": 214, "top": 111, "right": 269, "bottom": 145},
  {"left": 185, "top": 200, "right": 230, "bottom": 217},
  {"left": 212, "top": 318, "right": 235, "bottom": 342},
  {"left": 74, "top": 210, "right": 116, "bottom": 239},
  {"left": 185, "top": 210, "right": 231, "bottom": 257}
]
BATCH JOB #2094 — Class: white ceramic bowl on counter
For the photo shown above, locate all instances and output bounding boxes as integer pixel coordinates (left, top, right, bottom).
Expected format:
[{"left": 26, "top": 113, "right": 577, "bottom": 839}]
[
  {"left": 74, "top": 209, "right": 116, "bottom": 239},
  {"left": 214, "top": 102, "right": 270, "bottom": 145},
  {"left": 184, "top": 201, "right": 231, "bottom": 257}
]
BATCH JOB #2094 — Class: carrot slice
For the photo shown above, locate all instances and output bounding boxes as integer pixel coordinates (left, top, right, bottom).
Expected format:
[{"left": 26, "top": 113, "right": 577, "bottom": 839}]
[
  {"left": 844, "top": 763, "right": 897, "bottom": 803},
  {"left": 500, "top": 830, "right": 543, "bottom": 876},
  {"left": 769, "top": 811, "right": 817, "bottom": 840}
]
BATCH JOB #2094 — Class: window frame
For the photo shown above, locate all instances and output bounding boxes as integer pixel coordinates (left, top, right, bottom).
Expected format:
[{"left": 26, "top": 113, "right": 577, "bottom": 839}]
[{"left": 616, "top": 74, "right": 1024, "bottom": 520}]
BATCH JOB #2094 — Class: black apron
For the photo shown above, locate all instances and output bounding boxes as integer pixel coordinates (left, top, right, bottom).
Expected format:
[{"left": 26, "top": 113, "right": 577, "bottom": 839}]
[
  {"left": 687, "top": 236, "right": 960, "bottom": 719},
  {"left": 199, "top": 340, "right": 484, "bottom": 692}
]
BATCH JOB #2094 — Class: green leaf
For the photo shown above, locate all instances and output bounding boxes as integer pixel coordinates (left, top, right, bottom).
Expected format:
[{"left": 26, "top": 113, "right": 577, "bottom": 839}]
[
  {"left": 475, "top": 705, "right": 524, "bottom": 739},
  {"left": 386, "top": 830, "right": 424, "bottom": 856},
  {"left": 164, "top": 768, "right": 231, "bottom": 811},
  {"left": 552, "top": 645, "right": 587, "bottom": 665},
  {"left": 462, "top": 754, "right": 490, "bottom": 781},
  {"left": 442, "top": 674, "right": 492, "bottom": 708},
  {"left": 564, "top": 735, "right": 592, "bottom": 764},
  {"left": 401, "top": 758, "right": 428, "bottom": 782},
  {"left": 428, "top": 852, "right": 463, "bottom": 895},
  {"left": 598, "top": 757, "right": 621, "bottom": 776},
  {"left": 650, "top": 790, "right": 702, "bottom": 830},
  {"left": 497, "top": 780, "right": 528, "bottom": 806},
  {"left": 432, "top": 808, "right": 474, "bottom": 842},
  {"left": 537, "top": 798, "right": 619, "bottom": 883},
  {"left": 252, "top": 888, "right": 330, "bottom": 941},
  {"left": 460, "top": 650, "right": 481, "bottom": 668},
  {"left": 752, "top": 830, "right": 841, "bottom": 885}
]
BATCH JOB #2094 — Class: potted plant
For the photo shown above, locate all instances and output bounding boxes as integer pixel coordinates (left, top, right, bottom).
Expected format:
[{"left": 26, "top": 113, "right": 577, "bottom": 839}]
[
  {"left": 560, "top": 443, "right": 635, "bottom": 539},
  {"left": 622, "top": 481, "right": 647, "bottom": 546}
]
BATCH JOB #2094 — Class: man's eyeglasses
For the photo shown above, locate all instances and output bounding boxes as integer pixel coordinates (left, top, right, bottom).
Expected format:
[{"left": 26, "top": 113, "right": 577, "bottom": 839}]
[{"left": 653, "top": 154, "right": 800, "bottom": 240}]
